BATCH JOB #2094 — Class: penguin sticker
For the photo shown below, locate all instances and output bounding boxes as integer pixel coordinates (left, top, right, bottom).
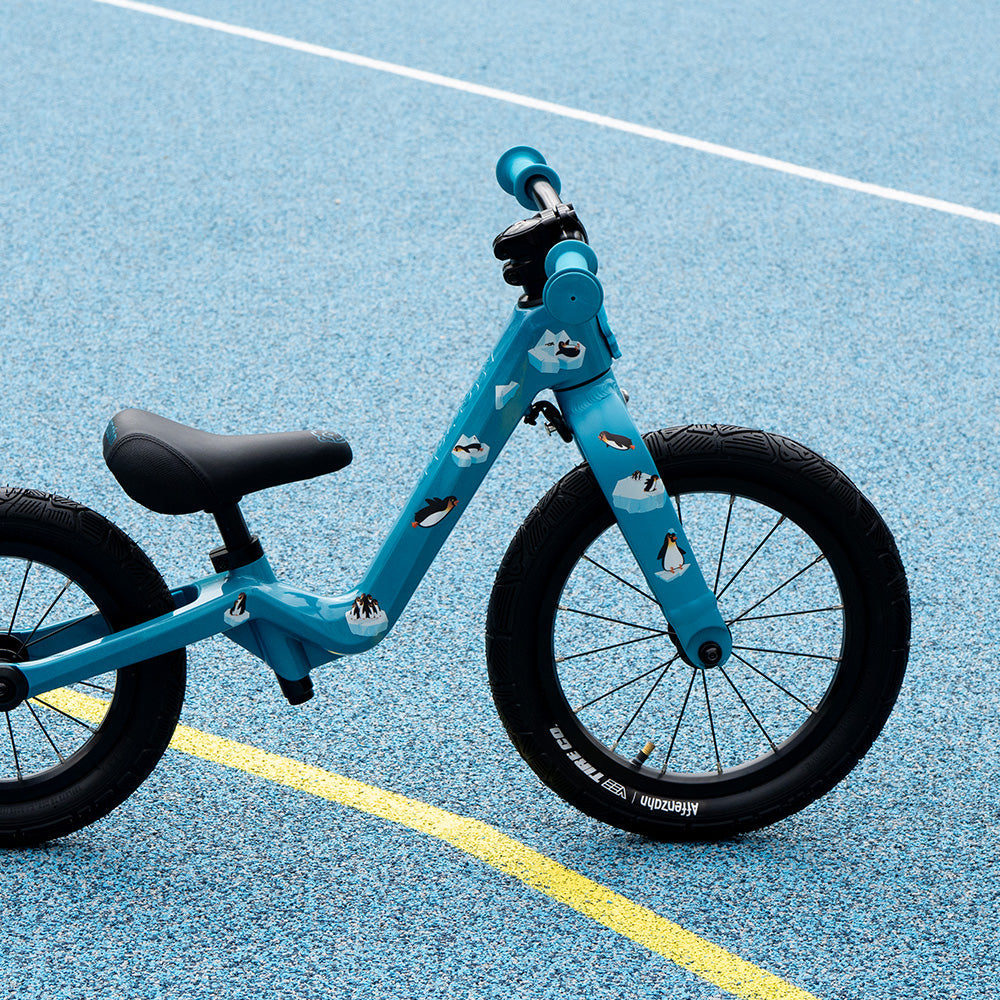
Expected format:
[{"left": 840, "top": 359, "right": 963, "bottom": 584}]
[
  {"left": 451, "top": 434, "right": 491, "bottom": 467},
  {"left": 527, "top": 332, "right": 585, "bottom": 372},
  {"left": 351, "top": 594, "right": 381, "bottom": 619},
  {"left": 412, "top": 496, "right": 458, "bottom": 528},
  {"left": 223, "top": 592, "right": 250, "bottom": 627},
  {"left": 612, "top": 470, "right": 665, "bottom": 512},
  {"left": 599, "top": 431, "right": 634, "bottom": 451},
  {"left": 555, "top": 339, "right": 582, "bottom": 359},
  {"left": 346, "top": 593, "right": 389, "bottom": 636},
  {"left": 657, "top": 531, "right": 689, "bottom": 580}
]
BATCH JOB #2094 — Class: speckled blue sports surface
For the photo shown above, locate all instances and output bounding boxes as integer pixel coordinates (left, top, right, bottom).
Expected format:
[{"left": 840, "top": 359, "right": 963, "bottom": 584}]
[{"left": 2, "top": 1, "right": 999, "bottom": 997}]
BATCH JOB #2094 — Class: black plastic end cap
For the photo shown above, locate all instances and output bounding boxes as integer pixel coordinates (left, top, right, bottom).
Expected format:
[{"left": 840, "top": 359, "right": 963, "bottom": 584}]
[
  {"left": 698, "top": 642, "right": 723, "bottom": 668},
  {"left": 0, "top": 664, "right": 29, "bottom": 712},
  {"left": 276, "top": 674, "right": 314, "bottom": 705}
]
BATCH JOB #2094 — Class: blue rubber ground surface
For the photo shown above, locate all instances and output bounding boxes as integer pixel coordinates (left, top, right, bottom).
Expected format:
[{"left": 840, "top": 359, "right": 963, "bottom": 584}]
[{"left": 2, "top": 1, "right": 999, "bottom": 997}]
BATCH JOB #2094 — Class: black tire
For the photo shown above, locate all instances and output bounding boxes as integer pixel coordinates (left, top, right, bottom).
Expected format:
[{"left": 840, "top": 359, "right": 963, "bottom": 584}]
[
  {"left": 486, "top": 425, "right": 910, "bottom": 839},
  {"left": 0, "top": 488, "right": 186, "bottom": 847}
]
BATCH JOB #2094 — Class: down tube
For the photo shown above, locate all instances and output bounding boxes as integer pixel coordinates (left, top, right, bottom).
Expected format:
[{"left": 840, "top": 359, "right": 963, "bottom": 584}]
[{"left": 353, "top": 308, "right": 556, "bottom": 629}]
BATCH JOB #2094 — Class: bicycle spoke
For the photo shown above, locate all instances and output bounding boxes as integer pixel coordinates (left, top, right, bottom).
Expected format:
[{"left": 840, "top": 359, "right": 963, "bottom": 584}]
[
  {"left": 660, "top": 668, "right": 697, "bottom": 772},
  {"left": 713, "top": 495, "right": 736, "bottom": 595},
  {"left": 610, "top": 659, "right": 674, "bottom": 752},
  {"left": 78, "top": 679, "right": 115, "bottom": 696},
  {"left": 7, "top": 560, "right": 32, "bottom": 634},
  {"left": 731, "top": 644, "right": 839, "bottom": 662},
  {"left": 574, "top": 653, "right": 679, "bottom": 712},
  {"left": 731, "top": 604, "right": 843, "bottom": 623},
  {"left": 701, "top": 670, "right": 723, "bottom": 774},
  {"left": 0, "top": 504, "right": 188, "bottom": 843},
  {"left": 25, "top": 700, "right": 65, "bottom": 762},
  {"left": 549, "top": 471, "right": 861, "bottom": 792},
  {"left": 730, "top": 651, "right": 817, "bottom": 713},
  {"left": 558, "top": 605, "right": 667, "bottom": 634},
  {"left": 5, "top": 712, "right": 23, "bottom": 781},
  {"left": 581, "top": 554, "right": 657, "bottom": 604},
  {"left": 718, "top": 664, "right": 778, "bottom": 753},
  {"left": 29, "top": 697, "right": 97, "bottom": 733},
  {"left": 24, "top": 578, "right": 74, "bottom": 644},
  {"left": 715, "top": 514, "right": 786, "bottom": 601},
  {"left": 24, "top": 615, "right": 94, "bottom": 649},
  {"left": 556, "top": 631, "right": 668, "bottom": 663},
  {"left": 726, "top": 553, "right": 827, "bottom": 626}
]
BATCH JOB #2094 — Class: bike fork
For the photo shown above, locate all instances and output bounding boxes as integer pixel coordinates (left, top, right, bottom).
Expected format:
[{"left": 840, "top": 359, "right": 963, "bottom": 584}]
[{"left": 555, "top": 372, "right": 732, "bottom": 668}]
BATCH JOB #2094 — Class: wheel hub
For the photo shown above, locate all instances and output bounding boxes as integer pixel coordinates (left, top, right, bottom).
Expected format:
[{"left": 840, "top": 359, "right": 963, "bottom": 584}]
[
  {"left": 698, "top": 641, "right": 724, "bottom": 667},
  {"left": 0, "top": 666, "right": 28, "bottom": 713},
  {"left": 0, "top": 637, "right": 30, "bottom": 711},
  {"left": 665, "top": 624, "right": 726, "bottom": 669},
  {"left": 0, "top": 634, "right": 29, "bottom": 663}
]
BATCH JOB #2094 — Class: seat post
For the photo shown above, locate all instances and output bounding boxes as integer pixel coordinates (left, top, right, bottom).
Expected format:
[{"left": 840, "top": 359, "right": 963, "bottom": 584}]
[{"left": 210, "top": 504, "right": 264, "bottom": 572}]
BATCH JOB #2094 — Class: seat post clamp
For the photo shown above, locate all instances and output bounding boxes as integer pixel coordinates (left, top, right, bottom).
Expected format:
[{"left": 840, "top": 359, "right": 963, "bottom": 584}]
[{"left": 210, "top": 504, "right": 264, "bottom": 571}]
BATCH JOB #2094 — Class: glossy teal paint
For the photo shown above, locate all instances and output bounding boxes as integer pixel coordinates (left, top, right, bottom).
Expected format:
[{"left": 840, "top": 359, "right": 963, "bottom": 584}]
[
  {"left": 556, "top": 373, "right": 731, "bottom": 661},
  {"left": 15, "top": 148, "right": 731, "bottom": 701}
]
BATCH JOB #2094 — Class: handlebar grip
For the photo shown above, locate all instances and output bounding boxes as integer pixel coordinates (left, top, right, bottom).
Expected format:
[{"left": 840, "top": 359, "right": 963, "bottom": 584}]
[
  {"left": 543, "top": 240, "right": 603, "bottom": 326},
  {"left": 496, "top": 145, "right": 562, "bottom": 211}
]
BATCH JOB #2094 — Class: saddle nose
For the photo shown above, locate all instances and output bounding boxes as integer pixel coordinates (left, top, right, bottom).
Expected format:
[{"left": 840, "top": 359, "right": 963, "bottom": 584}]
[{"left": 103, "top": 408, "right": 353, "bottom": 515}]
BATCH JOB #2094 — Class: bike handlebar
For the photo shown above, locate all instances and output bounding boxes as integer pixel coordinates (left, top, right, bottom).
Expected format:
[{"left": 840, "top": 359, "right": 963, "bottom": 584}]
[
  {"left": 495, "top": 146, "right": 604, "bottom": 325},
  {"left": 495, "top": 145, "right": 562, "bottom": 212}
]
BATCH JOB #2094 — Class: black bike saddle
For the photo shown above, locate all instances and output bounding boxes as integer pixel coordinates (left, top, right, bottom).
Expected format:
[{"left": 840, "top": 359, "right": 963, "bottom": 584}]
[{"left": 103, "top": 408, "right": 352, "bottom": 515}]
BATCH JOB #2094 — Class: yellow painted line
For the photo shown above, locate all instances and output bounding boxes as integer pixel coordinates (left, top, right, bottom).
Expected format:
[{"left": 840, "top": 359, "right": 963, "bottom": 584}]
[{"left": 43, "top": 687, "right": 820, "bottom": 1000}]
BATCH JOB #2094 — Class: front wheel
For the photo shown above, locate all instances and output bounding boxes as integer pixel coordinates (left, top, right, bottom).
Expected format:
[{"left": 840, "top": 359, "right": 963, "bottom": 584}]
[{"left": 486, "top": 425, "right": 910, "bottom": 839}]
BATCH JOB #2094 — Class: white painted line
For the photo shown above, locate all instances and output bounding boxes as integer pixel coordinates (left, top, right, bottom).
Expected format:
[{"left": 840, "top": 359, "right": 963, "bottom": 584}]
[{"left": 92, "top": 0, "right": 1000, "bottom": 228}]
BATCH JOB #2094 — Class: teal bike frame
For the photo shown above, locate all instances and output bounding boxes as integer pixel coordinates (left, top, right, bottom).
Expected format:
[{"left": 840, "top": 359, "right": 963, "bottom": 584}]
[{"left": 16, "top": 149, "right": 732, "bottom": 701}]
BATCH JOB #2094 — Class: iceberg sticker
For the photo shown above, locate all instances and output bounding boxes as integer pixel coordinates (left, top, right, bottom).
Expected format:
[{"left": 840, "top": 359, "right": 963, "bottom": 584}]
[
  {"left": 527, "top": 332, "right": 586, "bottom": 373},
  {"left": 451, "top": 434, "right": 490, "bottom": 467},
  {"left": 496, "top": 382, "right": 519, "bottom": 409},
  {"left": 612, "top": 471, "right": 665, "bottom": 513},
  {"left": 346, "top": 593, "right": 389, "bottom": 637}
]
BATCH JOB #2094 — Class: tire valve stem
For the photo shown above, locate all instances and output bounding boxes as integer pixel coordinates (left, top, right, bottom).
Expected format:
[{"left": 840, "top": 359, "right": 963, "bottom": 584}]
[{"left": 631, "top": 740, "right": 656, "bottom": 767}]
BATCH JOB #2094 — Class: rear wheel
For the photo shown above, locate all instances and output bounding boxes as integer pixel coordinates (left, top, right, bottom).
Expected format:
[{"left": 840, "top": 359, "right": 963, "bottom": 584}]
[
  {"left": 0, "top": 489, "right": 185, "bottom": 847},
  {"left": 487, "top": 425, "right": 910, "bottom": 839}
]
